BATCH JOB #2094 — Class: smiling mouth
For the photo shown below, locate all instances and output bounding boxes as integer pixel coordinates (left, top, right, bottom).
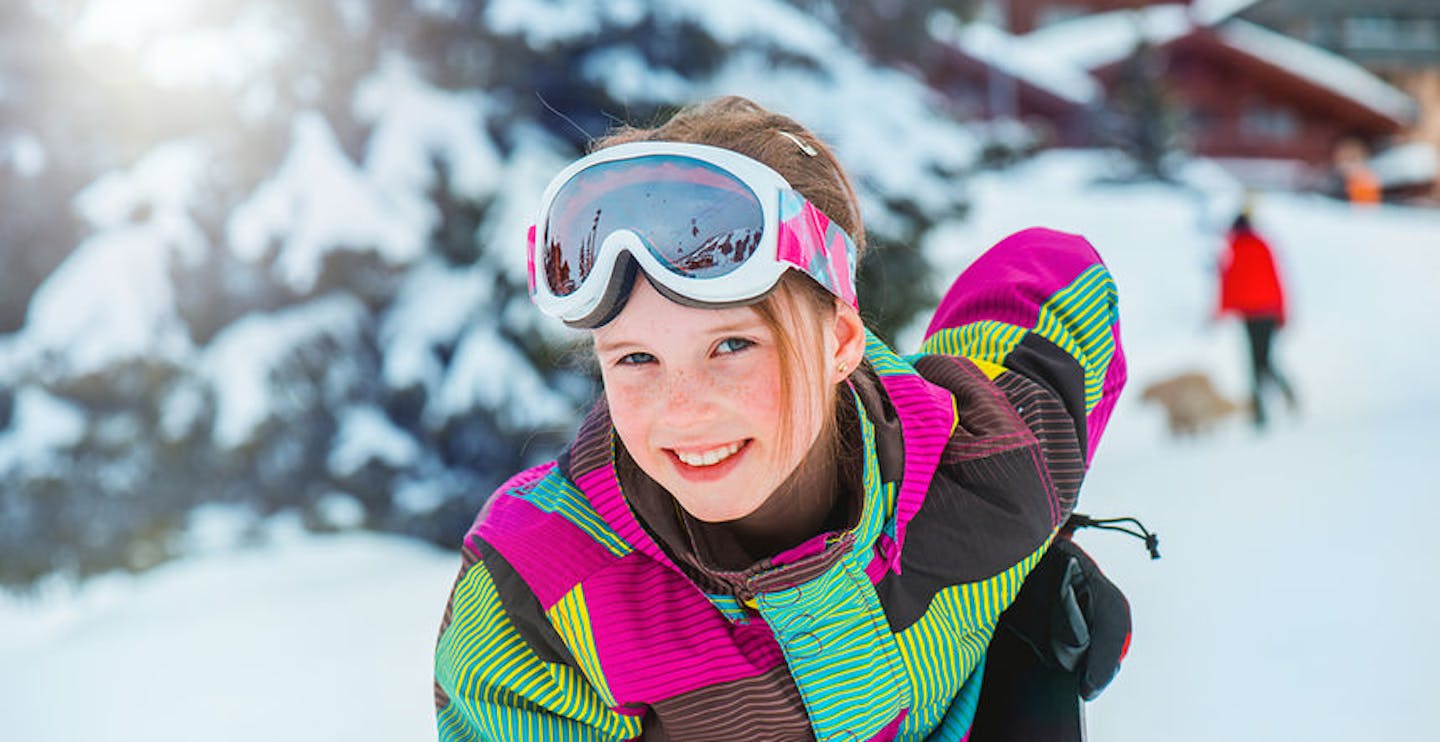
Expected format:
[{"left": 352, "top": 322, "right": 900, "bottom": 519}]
[{"left": 670, "top": 440, "right": 748, "bottom": 468}]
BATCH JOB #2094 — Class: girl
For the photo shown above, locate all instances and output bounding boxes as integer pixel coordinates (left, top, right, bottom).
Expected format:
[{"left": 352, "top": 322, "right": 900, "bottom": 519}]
[{"left": 435, "top": 97, "right": 1126, "bottom": 741}]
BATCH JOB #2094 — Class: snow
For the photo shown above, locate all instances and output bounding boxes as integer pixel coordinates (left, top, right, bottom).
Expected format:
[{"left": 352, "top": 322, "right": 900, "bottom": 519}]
[
  {"left": 328, "top": 404, "right": 421, "bottom": 477},
  {"left": 475, "top": 124, "right": 572, "bottom": 288},
  {"left": 6, "top": 141, "right": 211, "bottom": 379},
  {"left": 354, "top": 56, "right": 503, "bottom": 203},
  {"left": 1189, "top": 0, "right": 1262, "bottom": 25},
  {"left": 0, "top": 515, "right": 457, "bottom": 742},
  {"left": 6, "top": 149, "right": 1439, "bottom": 740},
  {"left": 927, "top": 16, "right": 1102, "bottom": 106},
  {"left": 1016, "top": 6, "right": 1418, "bottom": 126},
  {"left": 1370, "top": 141, "right": 1439, "bottom": 188},
  {"left": 380, "top": 257, "right": 496, "bottom": 393},
  {"left": 199, "top": 294, "right": 368, "bottom": 449},
  {"left": 229, "top": 63, "right": 507, "bottom": 294},
  {"left": 5, "top": 132, "right": 47, "bottom": 177},
  {"left": 314, "top": 492, "right": 368, "bottom": 529},
  {"left": 704, "top": 52, "right": 979, "bottom": 238},
  {"left": 498, "top": 0, "right": 981, "bottom": 244},
  {"left": 581, "top": 46, "right": 695, "bottom": 104},
  {"left": 0, "top": 387, "right": 87, "bottom": 477},
  {"left": 486, "top": 0, "right": 834, "bottom": 56},
  {"left": 70, "top": 0, "right": 214, "bottom": 49},
  {"left": 75, "top": 139, "right": 211, "bottom": 243},
  {"left": 436, "top": 322, "right": 572, "bottom": 429},
  {"left": 227, "top": 112, "right": 432, "bottom": 293},
  {"left": 69, "top": 0, "right": 288, "bottom": 90},
  {"left": 917, "top": 151, "right": 1440, "bottom": 740},
  {"left": 1019, "top": 5, "right": 1194, "bottom": 71},
  {"left": 1218, "top": 19, "right": 1417, "bottom": 124},
  {"left": 20, "top": 227, "right": 197, "bottom": 378}
]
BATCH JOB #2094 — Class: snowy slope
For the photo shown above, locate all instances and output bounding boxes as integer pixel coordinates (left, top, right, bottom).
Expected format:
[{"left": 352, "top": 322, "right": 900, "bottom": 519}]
[
  {"left": 4, "top": 151, "right": 1439, "bottom": 740},
  {"left": 932, "top": 151, "right": 1440, "bottom": 742},
  {"left": 0, "top": 511, "right": 459, "bottom": 741}
]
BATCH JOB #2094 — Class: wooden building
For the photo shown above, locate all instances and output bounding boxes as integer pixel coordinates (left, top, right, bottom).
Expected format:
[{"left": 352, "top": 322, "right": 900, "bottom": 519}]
[
  {"left": 939, "top": 3, "right": 1420, "bottom": 189},
  {"left": 1233, "top": 0, "right": 1440, "bottom": 199}
]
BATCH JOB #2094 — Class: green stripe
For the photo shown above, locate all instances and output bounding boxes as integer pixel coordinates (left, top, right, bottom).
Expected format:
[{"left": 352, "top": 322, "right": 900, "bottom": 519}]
[
  {"left": 1033, "top": 265, "right": 1118, "bottom": 413},
  {"left": 436, "top": 561, "right": 640, "bottom": 740},
  {"left": 895, "top": 541, "right": 1050, "bottom": 738},
  {"left": 919, "top": 321, "right": 1027, "bottom": 369},
  {"left": 919, "top": 265, "right": 1118, "bottom": 416}
]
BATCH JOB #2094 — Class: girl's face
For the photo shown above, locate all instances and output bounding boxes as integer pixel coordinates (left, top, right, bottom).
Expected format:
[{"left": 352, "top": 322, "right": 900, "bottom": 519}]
[{"left": 594, "top": 279, "right": 845, "bottom": 523}]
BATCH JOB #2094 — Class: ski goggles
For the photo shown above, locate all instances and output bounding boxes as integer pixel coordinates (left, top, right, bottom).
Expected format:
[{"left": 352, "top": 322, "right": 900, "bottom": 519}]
[{"left": 527, "top": 141, "right": 859, "bottom": 328}]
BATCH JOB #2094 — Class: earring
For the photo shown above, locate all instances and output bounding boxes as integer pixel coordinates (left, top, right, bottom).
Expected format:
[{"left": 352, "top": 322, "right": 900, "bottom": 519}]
[{"left": 837, "top": 362, "right": 849, "bottom": 375}]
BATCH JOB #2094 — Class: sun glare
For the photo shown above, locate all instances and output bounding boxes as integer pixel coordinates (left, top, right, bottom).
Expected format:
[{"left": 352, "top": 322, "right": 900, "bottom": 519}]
[
  {"left": 64, "top": 0, "right": 287, "bottom": 91},
  {"left": 71, "top": 0, "right": 212, "bottom": 50}
]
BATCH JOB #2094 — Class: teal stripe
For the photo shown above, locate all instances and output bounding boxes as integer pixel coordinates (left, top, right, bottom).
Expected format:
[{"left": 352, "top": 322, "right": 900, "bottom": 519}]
[
  {"left": 513, "top": 471, "right": 631, "bottom": 557},
  {"left": 846, "top": 375, "right": 892, "bottom": 559},
  {"left": 757, "top": 556, "right": 910, "bottom": 739},
  {"left": 865, "top": 330, "right": 916, "bottom": 376},
  {"left": 924, "top": 662, "right": 987, "bottom": 741},
  {"left": 707, "top": 593, "right": 751, "bottom": 623}
]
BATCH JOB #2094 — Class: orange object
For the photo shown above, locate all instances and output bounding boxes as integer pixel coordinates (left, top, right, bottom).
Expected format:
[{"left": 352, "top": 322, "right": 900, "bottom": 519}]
[{"left": 1345, "top": 167, "right": 1381, "bottom": 205}]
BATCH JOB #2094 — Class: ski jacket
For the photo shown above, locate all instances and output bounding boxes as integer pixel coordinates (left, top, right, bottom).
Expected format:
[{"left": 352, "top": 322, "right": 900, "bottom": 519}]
[
  {"left": 1218, "top": 228, "right": 1286, "bottom": 324},
  {"left": 434, "top": 227, "right": 1125, "bottom": 741}
]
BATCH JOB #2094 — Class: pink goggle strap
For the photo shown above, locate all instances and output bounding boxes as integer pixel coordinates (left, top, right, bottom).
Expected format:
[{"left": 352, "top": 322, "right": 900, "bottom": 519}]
[
  {"left": 526, "top": 224, "right": 537, "bottom": 296},
  {"left": 775, "top": 192, "right": 859, "bottom": 309}
]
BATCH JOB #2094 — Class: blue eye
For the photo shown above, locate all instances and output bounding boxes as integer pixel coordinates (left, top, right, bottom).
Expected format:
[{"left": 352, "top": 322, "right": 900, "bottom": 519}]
[
  {"left": 716, "top": 338, "right": 754, "bottom": 355},
  {"left": 618, "top": 352, "right": 655, "bottom": 366}
]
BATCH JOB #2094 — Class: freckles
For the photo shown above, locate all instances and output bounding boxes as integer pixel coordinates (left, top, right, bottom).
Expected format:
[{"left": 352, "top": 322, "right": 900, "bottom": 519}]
[
  {"left": 716, "top": 365, "right": 782, "bottom": 416},
  {"left": 604, "top": 382, "right": 652, "bottom": 434}
]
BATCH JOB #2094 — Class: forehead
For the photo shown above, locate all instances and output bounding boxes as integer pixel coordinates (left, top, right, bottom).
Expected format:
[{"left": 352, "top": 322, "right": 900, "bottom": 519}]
[{"left": 592, "top": 278, "right": 767, "bottom": 343}]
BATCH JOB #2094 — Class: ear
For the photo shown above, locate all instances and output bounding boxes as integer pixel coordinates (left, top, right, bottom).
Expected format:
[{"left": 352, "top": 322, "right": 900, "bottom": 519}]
[{"left": 828, "top": 301, "right": 867, "bottom": 384}]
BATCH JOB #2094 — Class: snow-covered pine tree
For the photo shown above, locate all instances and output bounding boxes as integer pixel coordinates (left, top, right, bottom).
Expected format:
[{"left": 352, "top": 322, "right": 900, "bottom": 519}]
[{"left": 0, "top": 0, "right": 982, "bottom": 587}]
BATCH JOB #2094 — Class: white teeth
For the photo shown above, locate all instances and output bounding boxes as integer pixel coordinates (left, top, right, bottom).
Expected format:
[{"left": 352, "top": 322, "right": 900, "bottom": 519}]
[{"left": 675, "top": 441, "right": 743, "bottom": 467}]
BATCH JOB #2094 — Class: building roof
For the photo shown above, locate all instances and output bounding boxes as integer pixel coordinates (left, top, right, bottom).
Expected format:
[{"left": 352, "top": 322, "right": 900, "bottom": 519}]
[
  {"left": 1217, "top": 19, "right": 1418, "bottom": 124},
  {"left": 928, "top": 16, "right": 1102, "bottom": 107},
  {"left": 1019, "top": 5, "right": 1193, "bottom": 71},
  {"left": 1014, "top": 4, "right": 1417, "bottom": 127},
  {"left": 1189, "top": 0, "right": 1263, "bottom": 25}
]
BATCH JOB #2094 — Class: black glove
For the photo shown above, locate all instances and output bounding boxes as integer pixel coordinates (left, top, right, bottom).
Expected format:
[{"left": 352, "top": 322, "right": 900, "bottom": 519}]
[{"left": 1000, "top": 536, "right": 1132, "bottom": 700}]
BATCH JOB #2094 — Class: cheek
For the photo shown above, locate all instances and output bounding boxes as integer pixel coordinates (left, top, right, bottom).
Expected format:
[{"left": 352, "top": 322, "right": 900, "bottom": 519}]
[
  {"left": 602, "top": 377, "right": 653, "bottom": 445},
  {"left": 716, "top": 358, "right": 786, "bottom": 429}
]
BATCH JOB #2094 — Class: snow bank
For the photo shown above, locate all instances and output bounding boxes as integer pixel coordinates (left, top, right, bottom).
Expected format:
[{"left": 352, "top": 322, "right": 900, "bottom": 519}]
[{"left": 0, "top": 519, "right": 459, "bottom": 742}]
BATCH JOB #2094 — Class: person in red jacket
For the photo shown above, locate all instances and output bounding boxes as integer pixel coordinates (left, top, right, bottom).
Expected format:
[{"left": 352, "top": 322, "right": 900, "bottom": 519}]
[{"left": 1218, "top": 211, "right": 1297, "bottom": 428}]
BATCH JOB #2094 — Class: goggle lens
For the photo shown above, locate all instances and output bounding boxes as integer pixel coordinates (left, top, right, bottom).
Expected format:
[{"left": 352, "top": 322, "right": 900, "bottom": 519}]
[{"left": 541, "top": 155, "right": 765, "bottom": 297}]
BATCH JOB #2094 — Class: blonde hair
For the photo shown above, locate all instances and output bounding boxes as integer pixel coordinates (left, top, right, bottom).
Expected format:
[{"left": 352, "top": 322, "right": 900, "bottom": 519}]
[{"left": 593, "top": 96, "right": 866, "bottom": 458}]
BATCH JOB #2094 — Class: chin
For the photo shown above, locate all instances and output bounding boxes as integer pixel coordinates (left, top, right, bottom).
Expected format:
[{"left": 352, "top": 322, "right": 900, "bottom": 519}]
[{"left": 672, "top": 489, "right": 762, "bottom": 524}]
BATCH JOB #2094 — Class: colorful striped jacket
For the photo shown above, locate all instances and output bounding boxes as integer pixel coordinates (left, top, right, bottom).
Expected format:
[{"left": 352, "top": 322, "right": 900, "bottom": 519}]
[{"left": 435, "top": 227, "right": 1125, "bottom": 740}]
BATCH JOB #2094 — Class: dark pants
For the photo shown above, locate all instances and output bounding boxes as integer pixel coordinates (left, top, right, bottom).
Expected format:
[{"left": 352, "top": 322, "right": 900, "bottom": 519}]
[{"left": 1244, "top": 316, "right": 1296, "bottom": 426}]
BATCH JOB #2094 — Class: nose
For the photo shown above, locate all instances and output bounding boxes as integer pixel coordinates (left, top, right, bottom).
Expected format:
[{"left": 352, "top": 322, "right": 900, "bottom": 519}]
[{"left": 657, "top": 367, "right": 720, "bottom": 427}]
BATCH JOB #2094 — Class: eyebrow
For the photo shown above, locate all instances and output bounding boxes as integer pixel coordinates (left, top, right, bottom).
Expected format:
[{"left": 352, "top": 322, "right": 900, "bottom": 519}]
[{"left": 593, "top": 318, "right": 767, "bottom": 355}]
